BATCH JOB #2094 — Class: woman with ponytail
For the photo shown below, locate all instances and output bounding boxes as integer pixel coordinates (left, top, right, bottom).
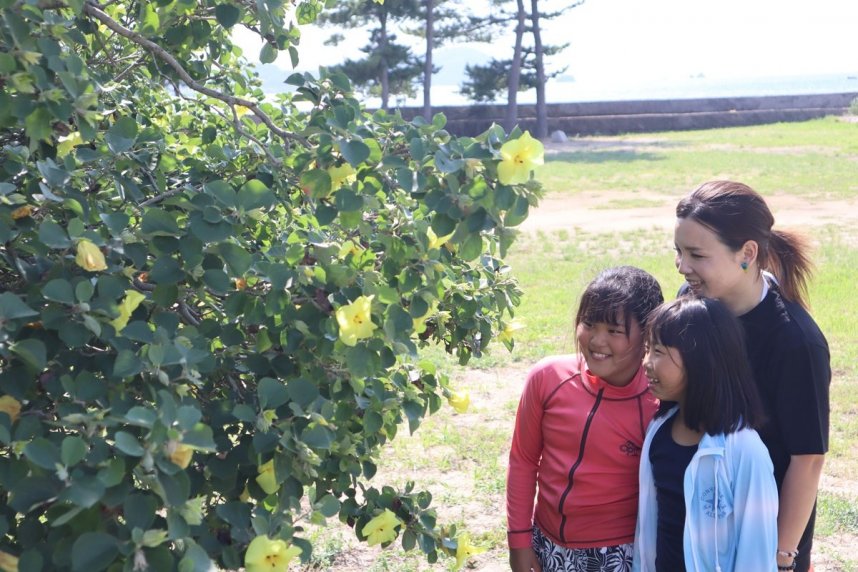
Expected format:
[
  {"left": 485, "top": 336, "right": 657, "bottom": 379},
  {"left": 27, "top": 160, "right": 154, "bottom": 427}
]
[{"left": 672, "top": 180, "right": 830, "bottom": 572}]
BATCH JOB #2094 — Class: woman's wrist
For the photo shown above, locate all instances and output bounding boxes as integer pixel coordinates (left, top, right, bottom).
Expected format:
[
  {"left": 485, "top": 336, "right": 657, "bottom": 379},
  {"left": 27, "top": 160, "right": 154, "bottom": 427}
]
[{"left": 776, "top": 548, "right": 798, "bottom": 570}]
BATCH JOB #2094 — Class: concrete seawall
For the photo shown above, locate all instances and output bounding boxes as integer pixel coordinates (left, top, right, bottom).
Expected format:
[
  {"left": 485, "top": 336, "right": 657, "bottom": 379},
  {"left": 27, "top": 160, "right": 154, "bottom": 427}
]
[{"left": 395, "top": 92, "right": 858, "bottom": 136}]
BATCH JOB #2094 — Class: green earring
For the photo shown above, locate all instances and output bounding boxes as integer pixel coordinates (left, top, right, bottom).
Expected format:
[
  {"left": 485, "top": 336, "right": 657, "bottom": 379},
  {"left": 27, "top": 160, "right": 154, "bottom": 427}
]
[{"left": 740, "top": 261, "right": 749, "bottom": 271}]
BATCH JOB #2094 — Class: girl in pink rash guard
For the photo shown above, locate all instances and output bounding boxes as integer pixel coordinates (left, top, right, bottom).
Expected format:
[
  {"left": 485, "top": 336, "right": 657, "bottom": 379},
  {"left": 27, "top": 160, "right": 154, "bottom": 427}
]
[{"left": 507, "top": 266, "right": 664, "bottom": 572}]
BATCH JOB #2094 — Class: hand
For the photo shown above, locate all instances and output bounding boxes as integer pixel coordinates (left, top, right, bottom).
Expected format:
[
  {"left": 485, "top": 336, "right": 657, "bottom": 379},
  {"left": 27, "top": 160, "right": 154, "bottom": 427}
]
[{"left": 509, "top": 547, "right": 542, "bottom": 572}]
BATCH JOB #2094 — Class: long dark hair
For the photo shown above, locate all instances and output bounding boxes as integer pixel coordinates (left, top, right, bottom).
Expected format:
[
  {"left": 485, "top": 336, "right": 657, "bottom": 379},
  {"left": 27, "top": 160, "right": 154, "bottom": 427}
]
[
  {"left": 676, "top": 180, "right": 813, "bottom": 309},
  {"left": 649, "top": 296, "right": 764, "bottom": 433},
  {"left": 575, "top": 266, "right": 664, "bottom": 335}
]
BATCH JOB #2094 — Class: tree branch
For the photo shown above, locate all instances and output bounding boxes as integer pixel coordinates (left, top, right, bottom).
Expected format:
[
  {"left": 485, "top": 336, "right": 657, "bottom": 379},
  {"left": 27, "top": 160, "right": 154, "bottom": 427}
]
[{"left": 83, "top": 1, "right": 307, "bottom": 150}]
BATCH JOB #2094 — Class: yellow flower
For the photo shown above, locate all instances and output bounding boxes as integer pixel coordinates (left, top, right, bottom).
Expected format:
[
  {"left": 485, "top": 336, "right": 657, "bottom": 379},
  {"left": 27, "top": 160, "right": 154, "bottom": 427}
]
[
  {"left": 75, "top": 239, "right": 107, "bottom": 271},
  {"left": 110, "top": 290, "right": 146, "bottom": 332},
  {"left": 335, "top": 295, "right": 377, "bottom": 347},
  {"left": 168, "top": 442, "right": 194, "bottom": 469},
  {"left": 426, "top": 227, "right": 454, "bottom": 250},
  {"left": 361, "top": 508, "right": 403, "bottom": 546},
  {"left": 56, "top": 131, "right": 83, "bottom": 158},
  {"left": 338, "top": 239, "right": 364, "bottom": 259},
  {"left": 327, "top": 163, "right": 356, "bottom": 190},
  {"left": 0, "top": 550, "right": 18, "bottom": 572},
  {"left": 0, "top": 395, "right": 22, "bottom": 424},
  {"left": 245, "top": 535, "right": 302, "bottom": 572},
  {"left": 498, "top": 319, "right": 525, "bottom": 344},
  {"left": 454, "top": 534, "right": 486, "bottom": 570},
  {"left": 497, "top": 131, "right": 544, "bottom": 185},
  {"left": 256, "top": 459, "right": 278, "bottom": 495},
  {"left": 447, "top": 390, "right": 470, "bottom": 414},
  {"left": 11, "top": 205, "right": 32, "bottom": 220}
]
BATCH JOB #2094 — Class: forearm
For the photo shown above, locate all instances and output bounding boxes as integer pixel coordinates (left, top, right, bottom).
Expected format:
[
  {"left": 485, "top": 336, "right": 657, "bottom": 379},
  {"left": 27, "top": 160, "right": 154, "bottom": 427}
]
[{"left": 776, "top": 454, "right": 825, "bottom": 565}]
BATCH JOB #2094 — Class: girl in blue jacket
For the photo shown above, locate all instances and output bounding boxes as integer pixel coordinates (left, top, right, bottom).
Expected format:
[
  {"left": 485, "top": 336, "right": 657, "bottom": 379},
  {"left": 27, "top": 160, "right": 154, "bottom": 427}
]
[{"left": 633, "top": 297, "right": 779, "bottom": 572}]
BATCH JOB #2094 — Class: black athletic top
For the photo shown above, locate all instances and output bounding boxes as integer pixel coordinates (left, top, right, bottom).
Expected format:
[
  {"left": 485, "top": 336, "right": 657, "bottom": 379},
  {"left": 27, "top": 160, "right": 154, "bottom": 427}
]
[
  {"left": 650, "top": 412, "right": 697, "bottom": 572},
  {"left": 738, "top": 283, "right": 831, "bottom": 572}
]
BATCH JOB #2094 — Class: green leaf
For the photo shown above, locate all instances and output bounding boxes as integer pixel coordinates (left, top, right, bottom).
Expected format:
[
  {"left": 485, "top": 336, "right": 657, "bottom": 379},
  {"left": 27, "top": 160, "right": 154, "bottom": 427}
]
[
  {"left": 458, "top": 234, "right": 483, "bottom": 261},
  {"left": 113, "top": 431, "right": 145, "bottom": 457},
  {"left": 302, "top": 425, "right": 333, "bottom": 449},
  {"left": 0, "top": 292, "right": 39, "bottom": 320},
  {"left": 259, "top": 43, "right": 277, "bottom": 64},
  {"left": 258, "top": 377, "right": 290, "bottom": 409},
  {"left": 106, "top": 117, "right": 138, "bottom": 154},
  {"left": 71, "top": 532, "right": 119, "bottom": 572},
  {"left": 142, "top": 208, "right": 181, "bottom": 236},
  {"left": 38, "top": 220, "right": 71, "bottom": 248},
  {"left": 504, "top": 195, "right": 530, "bottom": 227},
  {"left": 203, "top": 180, "right": 236, "bottom": 207},
  {"left": 63, "top": 478, "right": 105, "bottom": 508},
  {"left": 139, "top": 2, "right": 160, "bottom": 35},
  {"left": 43, "top": 279, "right": 76, "bottom": 304},
  {"left": 61, "top": 436, "right": 88, "bottom": 466},
  {"left": 24, "top": 438, "right": 61, "bottom": 469},
  {"left": 300, "top": 169, "right": 332, "bottom": 199},
  {"left": 314, "top": 494, "right": 340, "bottom": 517},
  {"left": 218, "top": 242, "right": 252, "bottom": 276},
  {"left": 10, "top": 339, "right": 46, "bottom": 370},
  {"left": 25, "top": 107, "right": 52, "bottom": 144},
  {"left": 237, "top": 179, "right": 274, "bottom": 210},
  {"left": 286, "top": 378, "right": 319, "bottom": 408},
  {"left": 215, "top": 4, "right": 241, "bottom": 28},
  {"left": 338, "top": 139, "right": 371, "bottom": 166}
]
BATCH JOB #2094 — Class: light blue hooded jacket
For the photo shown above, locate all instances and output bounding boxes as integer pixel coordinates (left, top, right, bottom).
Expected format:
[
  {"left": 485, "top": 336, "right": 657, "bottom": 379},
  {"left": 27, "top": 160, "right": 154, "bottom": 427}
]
[{"left": 632, "top": 407, "right": 779, "bottom": 572}]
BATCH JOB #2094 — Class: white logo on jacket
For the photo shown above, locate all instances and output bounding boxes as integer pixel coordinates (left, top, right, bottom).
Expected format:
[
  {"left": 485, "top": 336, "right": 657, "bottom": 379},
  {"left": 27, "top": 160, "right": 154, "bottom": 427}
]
[{"left": 700, "top": 486, "right": 731, "bottom": 519}]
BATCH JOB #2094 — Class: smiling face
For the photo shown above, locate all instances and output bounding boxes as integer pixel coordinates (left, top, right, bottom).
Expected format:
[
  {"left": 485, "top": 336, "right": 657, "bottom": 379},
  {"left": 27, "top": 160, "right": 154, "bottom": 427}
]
[
  {"left": 674, "top": 217, "right": 756, "bottom": 313},
  {"left": 576, "top": 314, "right": 645, "bottom": 387},
  {"left": 643, "top": 340, "right": 687, "bottom": 404}
]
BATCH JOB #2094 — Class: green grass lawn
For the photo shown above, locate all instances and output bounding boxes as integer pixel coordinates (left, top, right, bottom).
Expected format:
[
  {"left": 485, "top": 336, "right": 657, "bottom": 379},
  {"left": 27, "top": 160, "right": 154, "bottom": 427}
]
[{"left": 300, "top": 118, "right": 858, "bottom": 571}]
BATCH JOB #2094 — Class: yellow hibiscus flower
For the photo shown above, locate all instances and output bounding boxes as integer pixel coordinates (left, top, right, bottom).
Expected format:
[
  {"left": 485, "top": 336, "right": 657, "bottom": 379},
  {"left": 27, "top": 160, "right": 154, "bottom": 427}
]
[
  {"left": 75, "top": 239, "right": 107, "bottom": 271},
  {"left": 335, "top": 295, "right": 377, "bottom": 346},
  {"left": 256, "top": 459, "right": 278, "bottom": 495},
  {"left": 327, "top": 163, "right": 356, "bottom": 190},
  {"left": 426, "top": 227, "right": 454, "bottom": 250},
  {"left": 10, "top": 205, "right": 32, "bottom": 220},
  {"left": 168, "top": 442, "right": 194, "bottom": 469},
  {"left": 497, "top": 319, "right": 525, "bottom": 344},
  {"left": 362, "top": 508, "right": 403, "bottom": 546},
  {"left": 454, "top": 534, "right": 486, "bottom": 570},
  {"left": 0, "top": 395, "right": 22, "bottom": 424},
  {"left": 110, "top": 290, "right": 146, "bottom": 332},
  {"left": 497, "top": 131, "right": 544, "bottom": 185},
  {"left": 447, "top": 390, "right": 470, "bottom": 414},
  {"left": 244, "top": 535, "right": 301, "bottom": 572}
]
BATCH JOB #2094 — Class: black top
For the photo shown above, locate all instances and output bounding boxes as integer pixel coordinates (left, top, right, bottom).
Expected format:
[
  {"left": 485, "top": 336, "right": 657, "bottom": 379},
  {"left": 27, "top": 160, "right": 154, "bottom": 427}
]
[
  {"left": 738, "top": 285, "right": 830, "bottom": 483},
  {"left": 651, "top": 413, "right": 698, "bottom": 572}
]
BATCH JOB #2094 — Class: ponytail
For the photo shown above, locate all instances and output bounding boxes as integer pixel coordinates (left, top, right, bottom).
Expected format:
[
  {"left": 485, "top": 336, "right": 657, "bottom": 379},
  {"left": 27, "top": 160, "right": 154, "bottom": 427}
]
[{"left": 766, "top": 229, "right": 813, "bottom": 309}]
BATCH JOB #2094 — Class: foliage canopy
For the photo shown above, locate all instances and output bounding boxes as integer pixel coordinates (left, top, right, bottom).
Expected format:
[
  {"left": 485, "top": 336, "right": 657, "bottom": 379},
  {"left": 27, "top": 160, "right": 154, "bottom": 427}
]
[{"left": 0, "top": 0, "right": 541, "bottom": 570}]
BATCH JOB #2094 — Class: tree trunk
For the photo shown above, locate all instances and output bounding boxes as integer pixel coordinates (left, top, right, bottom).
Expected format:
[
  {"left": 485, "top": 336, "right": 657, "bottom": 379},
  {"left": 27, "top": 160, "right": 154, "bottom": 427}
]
[
  {"left": 505, "top": 0, "right": 526, "bottom": 131},
  {"left": 423, "top": 0, "right": 434, "bottom": 121},
  {"left": 379, "top": 9, "right": 390, "bottom": 110},
  {"left": 530, "top": 0, "right": 547, "bottom": 138}
]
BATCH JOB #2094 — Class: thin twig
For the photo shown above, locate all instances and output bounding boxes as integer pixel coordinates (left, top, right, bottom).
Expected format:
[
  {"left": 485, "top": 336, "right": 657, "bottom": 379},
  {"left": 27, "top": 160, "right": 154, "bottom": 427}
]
[{"left": 83, "top": 1, "right": 307, "bottom": 150}]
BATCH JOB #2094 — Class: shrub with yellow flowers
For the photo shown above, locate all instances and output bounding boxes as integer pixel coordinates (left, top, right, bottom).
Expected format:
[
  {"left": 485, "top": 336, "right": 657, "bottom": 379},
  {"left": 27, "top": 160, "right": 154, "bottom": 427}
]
[{"left": 0, "top": 1, "right": 541, "bottom": 570}]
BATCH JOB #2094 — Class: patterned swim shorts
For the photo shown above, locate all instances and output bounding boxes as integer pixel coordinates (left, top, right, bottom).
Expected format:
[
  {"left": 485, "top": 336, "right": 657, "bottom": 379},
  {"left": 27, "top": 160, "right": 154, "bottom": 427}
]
[{"left": 531, "top": 526, "right": 633, "bottom": 572}]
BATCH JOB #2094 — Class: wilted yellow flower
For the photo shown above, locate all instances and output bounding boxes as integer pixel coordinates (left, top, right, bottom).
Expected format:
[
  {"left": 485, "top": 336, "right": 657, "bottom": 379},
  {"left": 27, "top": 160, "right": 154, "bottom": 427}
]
[
  {"left": 426, "top": 227, "right": 454, "bottom": 250},
  {"left": 234, "top": 105, "right": 252, "bottom": 118},
  {"left": 0, "top": 550, "right": 18, "bottom": 572},
  {"left": 75, "top": 239, "right": 107, "bottom": 271},
  {"left": 245, "top": 535, "right": 302, "bottom": 572},
  {"left": 256, "top": 459, "right": 278, "bottom": 495},
  {"left": 168, "top": 442, "right": 194, "bottom": 469},
  {"left": 362, "top": 508, "right": 403, "bottom": 546},
  {"left": 448, "top": 390, "right": 470, "bottom": 414},
  {"left": 10, "top": 205, "right": 32, "bottom": 220},
  {"left": 110, "top": 290, "right": 146, "bottom": 332},
  {"left": 454, "top": 534, "right": 486, "bottom": 570},
  {"left": 335, "top": 295, "right": 377, "bottom": 346},
  {"left": 0, "top": 395, "right": 22, "bottom": 424},
  {"left": 498, "top": 319, "right": 525, "bottom": 344},
  {"left": 327, "top": 163, "right": 356, "bottom": 190},
  {"left": 497, "top": 131, "right": 544, "bottom": 185},
  {"left": 234, "top": 277, "right": 247, "bottom": 290}
]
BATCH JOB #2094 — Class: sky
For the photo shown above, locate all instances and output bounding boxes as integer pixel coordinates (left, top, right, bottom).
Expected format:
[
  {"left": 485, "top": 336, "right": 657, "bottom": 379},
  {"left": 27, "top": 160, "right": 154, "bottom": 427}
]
[{"left": 234, "top": 0, "right": 858, "bottom": 104}]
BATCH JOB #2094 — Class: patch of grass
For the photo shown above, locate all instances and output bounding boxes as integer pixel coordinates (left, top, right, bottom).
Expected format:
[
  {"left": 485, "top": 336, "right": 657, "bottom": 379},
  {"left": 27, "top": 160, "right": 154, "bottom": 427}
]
[{"left": 816, "top": 491, "right": 858, "bottom": 536}]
